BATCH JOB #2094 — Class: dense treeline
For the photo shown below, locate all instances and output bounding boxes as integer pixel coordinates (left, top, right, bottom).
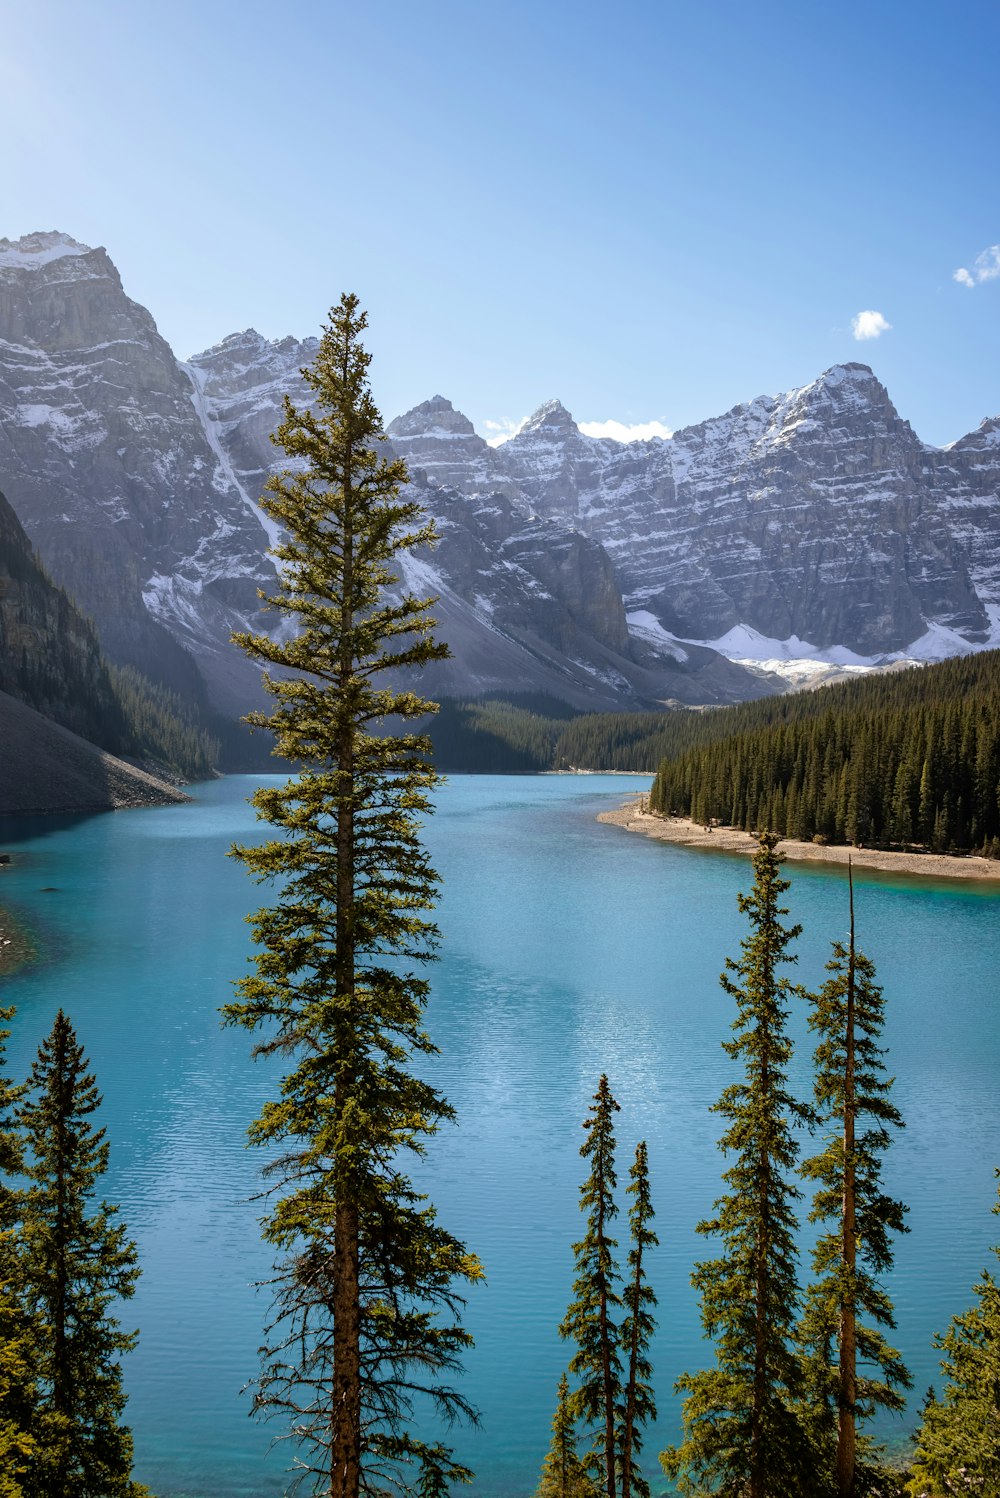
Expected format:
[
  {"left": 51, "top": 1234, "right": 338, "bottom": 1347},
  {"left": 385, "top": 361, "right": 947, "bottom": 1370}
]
[
  {"left": 107, "top": 665, "right": 220, "bottom": 779},
  {"left": 430, "top": 696, "right": 570, "bottom": 771},
  {"left": 649, "top": 652, "right": 1000, "bottom": 854},
  {"left": 428, "top": 696, "right": 716, "bottom": 774},
  {"left": 1, "top": 489, "right": 220, "bottom": 781}
]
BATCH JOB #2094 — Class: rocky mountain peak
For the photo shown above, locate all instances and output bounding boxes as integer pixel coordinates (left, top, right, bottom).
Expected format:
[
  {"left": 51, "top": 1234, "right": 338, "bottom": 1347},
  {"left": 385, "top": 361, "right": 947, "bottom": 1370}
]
[
  {"left": 517, "top": 399, "right": 579, "bottom": 438},
  {"left": 387, "top": 395, "right": 477, "bottom": 439},
  {"left": 800, "top": 362, "right": 892, "bottom": 411},
  {"left": 0, "top": 230, "right": 95, "bottom": 270},
  {"left": 950, "top": 414, "right": 1000, "bottom": 452},
  {"left": 200, "top": 328, "right": 271, "bottom": 359}
]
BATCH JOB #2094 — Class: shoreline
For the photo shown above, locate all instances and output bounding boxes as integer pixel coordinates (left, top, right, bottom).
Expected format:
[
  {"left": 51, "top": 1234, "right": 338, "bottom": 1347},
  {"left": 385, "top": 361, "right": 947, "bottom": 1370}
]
[{"left": 597, "top": 799, "right": 1000, "bottom": 884}]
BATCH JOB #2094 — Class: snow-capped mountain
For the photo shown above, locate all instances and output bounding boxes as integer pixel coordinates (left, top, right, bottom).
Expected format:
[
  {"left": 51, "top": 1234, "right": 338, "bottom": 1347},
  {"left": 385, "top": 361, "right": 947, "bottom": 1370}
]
[
  {"left": 388, "top": 369, "right": 997, "bottom": 665},
  {"left": 1, "top": 229, "right": 999, "bottom": 724},
  {"left": 0, "top": 232, "right": 278, "bottom": 714}
]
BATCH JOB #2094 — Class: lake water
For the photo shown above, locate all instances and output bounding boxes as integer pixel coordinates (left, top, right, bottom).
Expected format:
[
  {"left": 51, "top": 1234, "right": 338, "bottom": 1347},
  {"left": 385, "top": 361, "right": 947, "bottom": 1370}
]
[{"left": 1, "top": 774, "right": 999, "bottom": 1496}]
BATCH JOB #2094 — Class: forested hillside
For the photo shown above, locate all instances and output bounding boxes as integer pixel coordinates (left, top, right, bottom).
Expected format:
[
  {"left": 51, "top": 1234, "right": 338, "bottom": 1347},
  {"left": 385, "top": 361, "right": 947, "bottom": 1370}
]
[
  {"left": 0, "top": 485, "right": 219, "bottom": 780},
  {"left": 428, "top": 696, "right": 719, "bottom": 773},
  {"left": 648, "top": 651, "right": 1000, "bottom": 854}
]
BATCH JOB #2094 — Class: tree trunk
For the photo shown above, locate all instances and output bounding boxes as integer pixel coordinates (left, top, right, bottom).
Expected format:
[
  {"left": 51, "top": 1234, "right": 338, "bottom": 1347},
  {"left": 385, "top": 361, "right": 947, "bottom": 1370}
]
[
  {"left": 598, "top": 1192, "right": 616, "bottom": 1498},
  {"left": 751, "top": 996, "right": 772, "bottom": 1498},
  {"left": 837, "top": 863, "right": 857, "bottom": 1498},
  {"left": 331, "top": 444, "right": 361, "bottom": 1497},
  {"left": 621, "top": 1246, "right": 642, "bottom": 1498}
]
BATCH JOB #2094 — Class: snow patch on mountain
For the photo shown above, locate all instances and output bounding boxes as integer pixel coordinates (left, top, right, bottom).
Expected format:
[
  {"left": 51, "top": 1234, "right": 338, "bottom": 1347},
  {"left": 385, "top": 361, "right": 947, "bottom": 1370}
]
[
  {"left": 626, "top": 610, "right": 689, "bottom": 661},
  {"left": 182, "top": 360, "right": 282, "bottom": 555},
  {"left": 0, "top": 232, "right": 93, "bottom": 270},
  {"left": 688, "top": 609, "right": 1000, "bottom": 692}
]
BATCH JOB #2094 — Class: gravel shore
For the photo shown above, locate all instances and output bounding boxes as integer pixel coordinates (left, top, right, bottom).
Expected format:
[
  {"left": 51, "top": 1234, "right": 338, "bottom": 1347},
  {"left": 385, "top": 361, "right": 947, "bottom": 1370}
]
[{"left": 597, "top": 800, "right": 1000, "bottom": 883}]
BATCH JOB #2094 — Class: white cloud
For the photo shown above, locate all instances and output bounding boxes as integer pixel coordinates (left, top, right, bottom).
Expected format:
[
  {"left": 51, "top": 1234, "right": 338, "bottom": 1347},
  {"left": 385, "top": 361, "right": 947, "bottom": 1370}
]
[
  {"left": 851, "top": 309, "right": 892, "bottom": 341},
  {"left": 483, "top": 417, "right": 526, "bottom": 448},
  {"left": 577, "top": 418, "right": 673, "bottom": 442},
  {"left": 953, "top": 244, "right": 1000, "bottom": 288}
]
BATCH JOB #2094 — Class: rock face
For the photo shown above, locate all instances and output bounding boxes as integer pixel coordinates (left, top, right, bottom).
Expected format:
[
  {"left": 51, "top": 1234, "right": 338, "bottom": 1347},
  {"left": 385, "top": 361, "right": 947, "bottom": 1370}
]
[
  {"left": 399, "top": 478, "right": 761, "bottom": 709},
  {"left": 388, "top": 367, "right": 996, "bottom": 658},
  {"left": 0, "top": 232, "right": 273, "bottom": 715},
  {"left": 2, "top": 229, "right": 999, "bottom": 722},
  {"left": 186, "top": 329, "right": 317, "bottom": 508}
]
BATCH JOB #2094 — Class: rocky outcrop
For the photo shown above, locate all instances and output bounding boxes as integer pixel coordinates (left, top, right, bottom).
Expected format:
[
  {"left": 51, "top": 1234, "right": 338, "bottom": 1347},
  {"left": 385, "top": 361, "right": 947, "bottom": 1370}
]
[{"left": 0, "top": 232, "right": 272, "bottom": 714}]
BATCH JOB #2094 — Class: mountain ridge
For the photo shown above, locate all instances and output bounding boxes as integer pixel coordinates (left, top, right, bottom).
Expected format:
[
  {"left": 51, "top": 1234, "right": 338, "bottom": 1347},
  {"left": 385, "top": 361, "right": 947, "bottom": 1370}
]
[{"left": 2, "top": 229, "right": 999, "bottom": 720}]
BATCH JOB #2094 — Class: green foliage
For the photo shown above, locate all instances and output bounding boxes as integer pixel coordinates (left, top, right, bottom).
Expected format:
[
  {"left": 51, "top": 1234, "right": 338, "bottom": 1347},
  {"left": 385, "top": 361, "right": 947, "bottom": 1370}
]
[
  {"left": 799, "top": 877, "right": 910, "bottom": 1494},
  {"left": 430, "top": 697, "right": 564, "bottom": 771},
  {"left": 0, "top": 1257, "right": 35, "bottom": 1498},
  {"left": 648, "top": 652, "right": 1000, "bottom": 853},
  {"left": 907, "top": 1176, "right": 1000, "bottom": 1497},
  {"left": 107, "top": 664, "right": 220, "bottom": 778},
  {"left": 662, "top": 833, "right": 816, "bottom": 1498},
  {"left": 620, "top": 1142, "right": 658, "bottom": 1498},
  {"left": 533, "top": 1373, "right": 598, "bottom": 1498},
  {"left": 18, "top": 1011, "right": 144, "bottom": 1498},
  {"left": 560, "top": 1076, "right": 624, "bottom": 1498},
  {"left": 224, "top": 294, "right": 481, "bottom": 1495},
  {"left": 553, "top": 712, "right": 716, "bottom": 774},
  {"left": 0, "top": 1007, "right": 31, "bottom": 1497},
  {"left": 428, "top": 700, "right": 716, "bottom": 774},
  {"left": 0, "top": 506, "right": 219, "bottom": 780}
]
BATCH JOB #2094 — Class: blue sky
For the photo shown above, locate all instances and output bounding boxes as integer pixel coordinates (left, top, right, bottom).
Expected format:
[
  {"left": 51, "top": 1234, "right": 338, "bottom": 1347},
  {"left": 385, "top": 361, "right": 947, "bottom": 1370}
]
[{"left": 2, "top": 0, "right": 997, "bottom": 445}]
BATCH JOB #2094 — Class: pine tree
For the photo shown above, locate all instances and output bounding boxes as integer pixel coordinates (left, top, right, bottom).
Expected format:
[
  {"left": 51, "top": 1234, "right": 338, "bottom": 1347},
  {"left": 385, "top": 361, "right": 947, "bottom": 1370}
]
[
  {"left": 799, "top": 864, "right": 910, "bottom": 1496},
  {"left": 560, "top": 1076, "right": 623, "bottom": 1498},
  {"left": 533, "top": 1373, "right": 596, "bottom": 1498},
  {"left": 0, "top": 1006, "right": 30, "bottom": 1485},
  {"left": 620, "top": 1142, "right": 657, "bottom": 1498},
  {"left": 224, "top": 294, "right": 482, "bottom": 1496},
  {"left": 18, "top": 1011, "right": 145, "bottom": 1498},
  {"left": 661, "top": 832, "right": 814, "bottom": 1498},
  {"left": 0, "top": 1250, "right": 35, "bottom": 1498},
  {"left": 907, "top": 1173, "right": 1000, "bottom": 1497}
]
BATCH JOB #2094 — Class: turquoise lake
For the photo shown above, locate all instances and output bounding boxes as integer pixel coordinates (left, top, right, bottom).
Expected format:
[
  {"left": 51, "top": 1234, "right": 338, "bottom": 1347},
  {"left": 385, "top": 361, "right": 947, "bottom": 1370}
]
[{"left": 1, "top": 773, "right": 999, "bottom": 1496}]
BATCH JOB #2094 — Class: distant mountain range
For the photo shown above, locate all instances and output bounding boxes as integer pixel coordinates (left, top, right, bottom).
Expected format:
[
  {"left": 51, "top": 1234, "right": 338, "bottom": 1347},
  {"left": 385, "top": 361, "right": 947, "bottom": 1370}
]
[{"left": 1, "top": 228, "right": 999, "bottom": 736}]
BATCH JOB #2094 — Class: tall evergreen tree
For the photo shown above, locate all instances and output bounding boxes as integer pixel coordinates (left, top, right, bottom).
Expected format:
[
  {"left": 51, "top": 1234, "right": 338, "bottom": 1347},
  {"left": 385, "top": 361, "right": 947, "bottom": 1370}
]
[
  {"left": 0, "top": 1006, "right": 30, "bottom": 1483},
  {"left": 18, "top": 1010, "right": 145, "bottom": 1498},
  {"left": 907, "top": 1173, "right": 1000, "bottom": 1497},
  {"left": 225, "top": 294, "right": 481, "bottom": 1495},
  {"left": 533, "top": 1373, "right": 596, "bottom": 1498},
  {"left": 620, "top": 1141, "right": 657, "bottom": 1498},
  {"left": 799, "top": 865, "right": 910, "bottom": 1496},
  {"left": 560, "top": 1076, "right": 623, "bottom": 1498},
  {"left": 661, "top": 832, "right": 814, "bottom": 1498}
]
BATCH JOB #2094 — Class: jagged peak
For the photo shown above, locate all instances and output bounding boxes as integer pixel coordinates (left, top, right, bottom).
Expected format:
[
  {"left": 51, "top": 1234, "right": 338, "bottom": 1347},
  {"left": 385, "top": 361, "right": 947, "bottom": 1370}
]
[
  {"left": 387, "top": 396, "right": 477, "bottom": 439},
  {"left": 948, "top": 413, "right": 1000, "bottom": 451},
  {"left": 0, "top": 230, "right": 96, "bottom": 270},
  {"left": 191, "top": 328, "right": 270, "bottom": 361},
  {"left": 816, "top": 361, "right": 881, "bottom": 386},
  {"left": 188, "top": 328, "right": 317, "bottom": 370},
  {"left": 516, "top": 399, "right": 578, "bottom": 437},
  {"left": 805, "top": 363, "right": 888, "bottom": 400}
]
